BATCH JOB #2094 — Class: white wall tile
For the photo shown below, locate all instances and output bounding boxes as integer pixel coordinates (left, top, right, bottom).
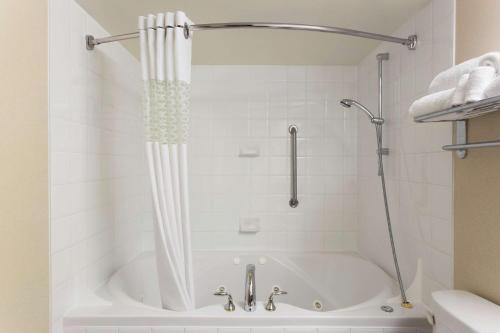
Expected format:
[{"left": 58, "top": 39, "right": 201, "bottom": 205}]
[
  {"left": 63, "top": 328, "right": 85, "bottom": 333},
  {"left": 253, "top": 329, "right": 284, "bottom": 333},
  {"left": 285, "top": 329, "right": 317, "bottom": 333},
  {"left": 318, "top": 329, "right": 350, "bottom": 333},
  {"left": 66, "top": 329, "right": 427, "bottom": 333},
  {"left": 219, "top": 329, "right": 252, "bottom": 333},
  {"left": 430, "top": 217, "right": 453, "bottom": 255},
  {"left": 185, "top": 328, "right": 218, "bottom": 333},
  {"left": 183, "top": 65, "right": 358, "bottom": 252},
  {"left": 152, "top": 329, "right": 184, "bottom": 333},
  {"left": 50, "top": 0, "right": 150, "bottom": 332},
  {"left": 86, "top": 328, "right": 119, "bottom": 333},
  {"left": 119, "top": 328, "right": 151, "bottom": 333},
  {"left": 356, "top": 0, "right": 454, "bottom": 307}
]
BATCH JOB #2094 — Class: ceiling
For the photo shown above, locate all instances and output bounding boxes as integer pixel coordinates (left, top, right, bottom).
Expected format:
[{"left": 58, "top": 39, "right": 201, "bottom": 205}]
[{"left": 77, "top": 0, "right": 430, "bottom": 65}]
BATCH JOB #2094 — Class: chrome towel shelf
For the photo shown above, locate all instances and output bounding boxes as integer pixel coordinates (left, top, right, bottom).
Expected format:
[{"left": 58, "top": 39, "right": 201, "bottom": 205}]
[
  {"left": 413, "top": 95, "right": 500, "bottom": 159},
  {"left": 414, "top": 95, "right": 500, "bottom": 123}
]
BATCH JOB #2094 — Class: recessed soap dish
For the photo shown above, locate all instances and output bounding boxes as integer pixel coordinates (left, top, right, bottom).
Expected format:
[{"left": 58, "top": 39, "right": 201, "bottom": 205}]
[
  {"left": 238, "top": 144, "right": 260, "bottom": 157},
  {"left": 239, "top": 217, "right": 260, "bottom": 233}
]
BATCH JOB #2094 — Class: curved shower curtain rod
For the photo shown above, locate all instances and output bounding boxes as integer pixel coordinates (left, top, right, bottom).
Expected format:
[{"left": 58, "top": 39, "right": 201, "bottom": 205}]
[{"left": 85, "top": 22, "right": 418, "bottom": 50}]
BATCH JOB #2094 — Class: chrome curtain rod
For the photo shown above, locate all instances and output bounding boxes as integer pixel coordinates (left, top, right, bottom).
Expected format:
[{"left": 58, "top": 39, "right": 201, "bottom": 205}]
[{"left": 86, "top": 22, "right": 418, "bottom": 50}]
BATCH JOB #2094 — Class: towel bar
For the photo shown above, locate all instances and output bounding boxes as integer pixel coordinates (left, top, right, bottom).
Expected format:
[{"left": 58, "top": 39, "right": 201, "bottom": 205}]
[
  {"left": 443, "top": 140, "right": 500, "bottom": 150},
  {"left": 442, "top": 120, "right": 500, "bottom": 158}
]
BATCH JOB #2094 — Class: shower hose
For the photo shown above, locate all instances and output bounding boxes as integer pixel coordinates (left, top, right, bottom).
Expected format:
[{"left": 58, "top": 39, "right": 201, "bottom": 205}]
[{"left": 375, "top": 124, "right": 412, "bottom": 308}]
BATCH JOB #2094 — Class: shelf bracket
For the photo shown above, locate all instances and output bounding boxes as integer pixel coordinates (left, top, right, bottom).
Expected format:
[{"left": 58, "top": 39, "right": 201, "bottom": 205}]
[
  {"left": 442, "top": 119, "right": 500, "bottom": 158},
  {"left": 454, "top": 120, "right": 467, "bottom": 159}
]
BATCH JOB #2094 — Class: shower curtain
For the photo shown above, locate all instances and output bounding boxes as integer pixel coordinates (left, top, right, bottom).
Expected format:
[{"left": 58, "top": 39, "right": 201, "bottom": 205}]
[{"left": 139, "top": 12, "right": 195, "bottom": 311}]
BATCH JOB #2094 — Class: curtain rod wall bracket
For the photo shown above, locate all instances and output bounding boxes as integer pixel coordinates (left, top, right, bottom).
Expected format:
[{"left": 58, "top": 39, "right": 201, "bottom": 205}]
[
  {"left": 86, "top": 35, "right": 96, "bottom": 50},
  {"left": 184, "top": 22, "right": 191, "bottom": 39},
  {"left": 406, "top": 34, "right": 417, "bottom": 50}
]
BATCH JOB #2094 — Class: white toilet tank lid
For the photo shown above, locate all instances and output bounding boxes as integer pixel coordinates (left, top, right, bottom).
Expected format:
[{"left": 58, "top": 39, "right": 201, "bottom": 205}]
[{"left": 432, "top": 290, "right": 500, "bottom": 333}]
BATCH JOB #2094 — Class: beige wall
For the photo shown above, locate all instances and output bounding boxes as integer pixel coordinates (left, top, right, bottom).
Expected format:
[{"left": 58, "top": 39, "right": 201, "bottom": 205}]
[
  {"left": 455, "top": 0, "right": 500, "bottom": 305},
  {"left": 0, "top": 0, "right": 49, "bottom": 332}
]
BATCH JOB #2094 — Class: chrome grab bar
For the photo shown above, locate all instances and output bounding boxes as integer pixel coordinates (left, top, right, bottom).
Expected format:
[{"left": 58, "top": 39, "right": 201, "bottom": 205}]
[{"left": 289, "top": 125, "right": 299, "bottom": 208}]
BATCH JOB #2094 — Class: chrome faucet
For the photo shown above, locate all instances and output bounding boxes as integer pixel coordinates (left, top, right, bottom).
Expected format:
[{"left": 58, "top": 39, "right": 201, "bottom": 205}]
[{"left": 244, "top": 264, "right": 256, "bottom": 311}]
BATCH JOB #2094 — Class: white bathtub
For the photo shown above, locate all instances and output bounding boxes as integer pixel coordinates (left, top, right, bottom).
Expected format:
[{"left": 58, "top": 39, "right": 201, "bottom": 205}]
[{"left": 64, "top": 251, "right": 431, "bottom": 332}]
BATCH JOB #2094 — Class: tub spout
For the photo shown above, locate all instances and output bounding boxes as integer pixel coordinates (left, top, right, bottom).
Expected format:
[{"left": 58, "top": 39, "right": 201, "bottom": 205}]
[{"left": 244, "top": 264, "right": 256, "bottom": 312}]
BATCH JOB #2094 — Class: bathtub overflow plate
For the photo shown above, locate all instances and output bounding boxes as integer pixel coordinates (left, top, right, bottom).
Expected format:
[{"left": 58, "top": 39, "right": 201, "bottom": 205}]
[
  {"left": 313, "top": 300, "right": 323, "bottom": 311},
  {"left": 381, "top": 305, "right": 394, "bottom": 313}
]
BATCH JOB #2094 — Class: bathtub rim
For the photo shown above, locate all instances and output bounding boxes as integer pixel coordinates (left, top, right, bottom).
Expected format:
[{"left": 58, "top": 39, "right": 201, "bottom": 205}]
[
  {"left": 64, "top": 250, "right": 431, "bottom": 329},
  {"left": 64, "top": 300, "right": 431, "bottom": 328},
  {"left": 106, "top": 250, "right": 400, "bottom": 313}
]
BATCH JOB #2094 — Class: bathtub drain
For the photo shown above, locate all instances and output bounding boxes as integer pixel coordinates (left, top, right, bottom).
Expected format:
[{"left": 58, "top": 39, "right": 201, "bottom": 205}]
[{"left": 381, "top": 305, "right": 394, "bottom": 313}]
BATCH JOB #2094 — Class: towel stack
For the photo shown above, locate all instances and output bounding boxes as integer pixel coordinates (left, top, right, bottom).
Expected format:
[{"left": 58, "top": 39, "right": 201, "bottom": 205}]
[{"left": 409, "top": 52, "right": 500, "bottom": 119}]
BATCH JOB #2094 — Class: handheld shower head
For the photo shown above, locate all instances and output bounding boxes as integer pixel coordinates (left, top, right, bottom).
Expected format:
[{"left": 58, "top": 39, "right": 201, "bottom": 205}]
[
  {"left": 340, "top": 99, "right": 353, "bottom": 108},
  {"left": 340, "top": 99, "right": 383, "bottom": 124},
  {"left": 340, "top": 99, "right": 374, "bottom": 120}
]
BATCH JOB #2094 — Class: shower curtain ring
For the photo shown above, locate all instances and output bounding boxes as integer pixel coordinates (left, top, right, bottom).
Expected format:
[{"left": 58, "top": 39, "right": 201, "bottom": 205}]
[{"left": 184, "top": 22, "right": 191, "bottom": 39}]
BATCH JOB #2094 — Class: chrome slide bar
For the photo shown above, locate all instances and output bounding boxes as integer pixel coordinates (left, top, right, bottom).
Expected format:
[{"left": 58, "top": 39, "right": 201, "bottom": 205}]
[
  {"left": 86, "top": 22, "right": 417, "bottom": 50},
  {"left": 289, "top": 125, "right": 298, "bottom": 208}
]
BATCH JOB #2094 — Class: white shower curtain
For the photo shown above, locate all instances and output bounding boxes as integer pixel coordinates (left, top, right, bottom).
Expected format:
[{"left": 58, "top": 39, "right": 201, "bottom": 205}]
[{"left": 139, "top": 12, "right": 195, "bottom": 311}]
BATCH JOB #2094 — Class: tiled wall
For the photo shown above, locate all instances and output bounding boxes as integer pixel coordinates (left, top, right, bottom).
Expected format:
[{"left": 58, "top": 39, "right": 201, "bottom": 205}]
[
  {"left": 50, "top": 0, "right": 151, "bottom": 332},
  {"left": 356, "top": 0, "right": 455, "bottom": 305},
  {"left": 66, "top": 326, "right": 432, "bottom": 333},
  {"left": 142, "top": 65, "right": 359, "bottom": 252},
  {"left": 53, "top": 0, "right": 456, "bottom": 331}
]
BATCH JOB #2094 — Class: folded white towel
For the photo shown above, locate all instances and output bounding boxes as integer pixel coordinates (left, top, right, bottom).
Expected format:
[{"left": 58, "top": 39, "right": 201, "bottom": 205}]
[
  {"left": 463, "top": 66, "right": 496, "bottom": 103},
  {"left": 451, "top": 73, "right": 470, "bottom": 106},
  {"left": 409, "top": 88, "right": 455, "bottom": 118},
  {"left": 485, "top": 76, "right": 500, "bottom": 98},
  {"left": 480, "top": 53, "right": 500, "bottom": 72},
  {"left": 428, "top": 52, "right": 500, "bottom": 93}
]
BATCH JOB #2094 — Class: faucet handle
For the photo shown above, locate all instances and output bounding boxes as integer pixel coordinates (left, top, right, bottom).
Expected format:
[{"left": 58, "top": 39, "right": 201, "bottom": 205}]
[
  {"left": 214, "top": 286, "right": 229, "bottom": 296},
  {"left": 214, "top": 287, "right": 235, "bottom": 312},
  {"left": 265, "top": 287, "right": 288, "bottom": 311}
]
